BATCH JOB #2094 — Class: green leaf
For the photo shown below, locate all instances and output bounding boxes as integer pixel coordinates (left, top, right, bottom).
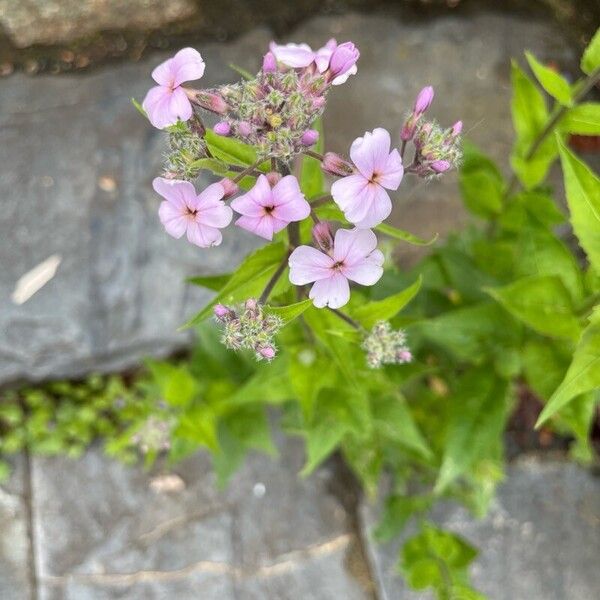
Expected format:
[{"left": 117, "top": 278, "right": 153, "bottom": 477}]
[
  {"left": 522, "top": 338, "right": 570, "bottom": 400},
  {"left": 374, "top": 495, "right": 432, "bottom": 542},
  {"left": 435, "top": 370, "right": 509, "bottom": 493},
  {"left": 182, "top": 242, "right": 288, "bottom": 327},
  {"left": 486, "top": 275, "right": 582, "bottom": 340},
  {"left": 131, "top": 97, "right": 147, "bottom": 118},
  {"left": 205, "top": 129, "right": 259, "bottom": 166},
  {"left": 188, "top": 157, "right": 230, "bottom": 176},
  {"left": 299, "top": 118, "right": 324, "bottom": 199},
  {"left": 459, "top": 141, "right": 504, "bottom": 218},
  {"left": 561, "top": 103, "right": 600, "bottom": 135},
  {"left": 352, "top": 277, "right": 421, "bottom": 328},
  {"left": 266, "top": 299, "right": 312, "bottom": 325},
  {"left": 537, "top": 320, "right": 600, "bottom": 427},
  {"left": 187, "top": 273, "right": 231, "bottom": 291},
  {"left": 557, "top": 136, "right": 600, "bottom": 273},
  {"left": 525, "top": 51, "right": 572, "bottom": 106},
  {"left": 301, "top": 418, "right": 348, "bottom": 476},
  {"left": 147, "top": 362, "right": 198, "bottom": 407},
  {"left": 375, "top": 223, "right": 438, "bottom": 246},
  {"left": 581, "top": 27, "right": 600, "bottom": 75}
]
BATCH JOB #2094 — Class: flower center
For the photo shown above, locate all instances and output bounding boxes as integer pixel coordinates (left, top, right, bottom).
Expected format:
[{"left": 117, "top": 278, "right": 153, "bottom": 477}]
[
  {"left": 332, "top": 260, "right": 345, "bottom": 271},
  {"left": 264, "top": 205, "right": 275, "bottom": 214},
  {"left": 185, "top": 207, "right": 198, "bottom": 218}
]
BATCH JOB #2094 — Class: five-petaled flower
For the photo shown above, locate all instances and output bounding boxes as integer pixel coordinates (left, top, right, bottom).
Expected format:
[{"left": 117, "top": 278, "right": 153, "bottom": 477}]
[
  {"left": 153, "top": 178, "right": 232, "bottom": 247},
  {"left": 269, "top": 39, "right": 359, "bottom": 85},
  {"left": 289, "top": 228, "right": 384, "bottom": 309},
  {"left": 231, "top": 174, "right": 310, "bottom": 240},
  {"left": 331, "top": 128, "right": 403, "bottom": 228},
  {"left": 143, "top": 48, "right": 206, "bottom": 129}
]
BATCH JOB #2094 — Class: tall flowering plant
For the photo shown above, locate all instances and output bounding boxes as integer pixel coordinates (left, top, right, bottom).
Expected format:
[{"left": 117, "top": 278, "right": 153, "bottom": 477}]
[{"left": 138, "top": 40, "right": 462, "bottom": 364}]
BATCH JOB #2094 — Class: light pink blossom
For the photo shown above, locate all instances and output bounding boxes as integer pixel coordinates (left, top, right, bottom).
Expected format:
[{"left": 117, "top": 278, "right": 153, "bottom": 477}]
[
  {"left": 269, "top": 39, "right": 358, "bottom": 85},
  {"left": 231, "top": 174, "right": 310, "bottom": 240},
  {"left": 153, "top": 177, "right": 232, "bottom": 248},
  {"left": 331, "top": 128, "right": 403, "bottom": 228},
  {"left": 142, "top": 48, "right": 205, "bottom": 129},
  {"left": 289, "top": 228, "right": 384, "bottom": 309}
]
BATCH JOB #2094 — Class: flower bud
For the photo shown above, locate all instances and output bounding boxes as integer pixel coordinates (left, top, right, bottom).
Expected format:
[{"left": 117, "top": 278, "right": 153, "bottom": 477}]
[
  {"left": 431, "top": 160, "right": 451, "bottom": 173},
  {"left": 219, "top": 178, "right": 239, "bottom": 199},
  {"left": 262, "top": 51, "right": 277, "bottom": 74},
  {"left": 397, "top": 349, "right": 413, "bottom": 363},
  {"left": 322, "top": 152, "right": 354, "bottom": 177},
  {"left": 214, "top": 121, "right": 231, "bottom": 136},
  {"left": 451, "top": 120, "right": 463, "bottom": 136},
  {"left": 311, "top": 96, "right": 326, "bottom": 110},
  {"left": 237, "top": 120, "right": 252, "bottom": 137},
  {"left": 193, "top": 91, "right": 228, "bottom": 115},
  {"left": 400, "top": 114, "right": 417, "bottom": 142},
  {"left": 312, "top": 222, "right": 334, "bottom": 253},
  {"left": 413, "top": 86, "right": 434, "bottom": 115},
  {"left": 300, "top": 129, "right": 320, "bottom": 147},
  {"left": 214, "top": 304, "right": 234, "bottom": 322},
  {"left": 328, "top": 42, "right": 360, "bottom": 79},
  {"left": 257, "top": 345, "right": 276, "bottom": 361},
  {"left": 266, "top": 171, "right": 282, "bottom": 186}
]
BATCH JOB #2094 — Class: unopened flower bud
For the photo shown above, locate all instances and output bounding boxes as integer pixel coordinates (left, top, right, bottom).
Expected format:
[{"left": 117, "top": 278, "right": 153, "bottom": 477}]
[
  {"left": 322, "top": 152, "right": 354, "bottom": 177},
  {"left": 219, "top": 178, "right": 239, "bottom": 199},
  {"left": 329, "top": 42, "right": 360, "bottom": 79},
  {"left": 312, "top": 221, "right": 334, "bottom": 253},
  {"left": 300, "top": 129, "right": 320, "bottom": 146},
  {"left": 397, "top": 349, "right": 413, "bottom": 363},
  {"left": 214, "top": 304, "right": 234, "bottom": 322},
  {"left": 238, "top": 121, "right": 252, "bottom": 137},
  {"left": 311, "top": 96, "right": 326, "bottom": 110},
  {"left": 214, "top": 121, "right": 231, "bottom": 136},
  {"left": 451, "top": 120, "right": 463, "bottom": 136},
  {"left": 400, "top": 114, "right": 418, "bottom": 142},
  {"left": 193, "top": 91, "right": 228, "bottom": 115},
  {"left": 262, "top": 51, "right": 277, "bottom": 74},
  {"left": 413, "top": 86, "right": 434, "bottom": 115},
  {"left": 431, "top": 160, "right": 451, "bottom": 173},
  {"left": 257, "top": 345, "right": 276, "bottom": 361},
  {"left": 266, "top": 171, "right": 282, "bottom": 186}
]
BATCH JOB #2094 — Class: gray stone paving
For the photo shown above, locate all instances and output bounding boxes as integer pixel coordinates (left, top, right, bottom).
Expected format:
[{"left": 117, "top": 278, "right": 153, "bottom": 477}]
[
  {"left": 1, "top": 448, "right": 599, "bottom": 599},
  {"left": 0, "top": 12, "right": 575, "bottom": 386}
]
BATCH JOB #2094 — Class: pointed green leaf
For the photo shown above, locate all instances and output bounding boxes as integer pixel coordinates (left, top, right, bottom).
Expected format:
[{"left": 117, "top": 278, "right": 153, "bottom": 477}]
[
  {"left": 561, "top": 103, "right": 600, "bottom": 135},
  {"left": 352, "top": 277, "right": 421, "bottom": 328},
  {"left": 557, "top": 136, "right": 600, "bottom": 273},
  {"left": 205, "top": 129, "right": 259, "bottom": 166},
  {"left": 266, "top": 299, "right": 312, "bottom": 325},
  {"left": 131, "top": 97, "right": 147, "bottom": 118},
  {"left": 536, "top": 321, "right": 600, "bottom": 427},
  {"left": 526, "top": 51, "right": 572, "bottom": 106},
  {"left": 581, "top": 27, "right": 600, "bottom": 75},
  {"left": 187, "top": 273, "right": 232, "bottom": 291},
  {"left": 228, "top": 63, "right": 254, "bottom": 80},
  {"left": 188, "top": 157, "right": 230, "bottom": 176},
  {"left": 375, "top": 223, "right": 438, "bottom": 246}
]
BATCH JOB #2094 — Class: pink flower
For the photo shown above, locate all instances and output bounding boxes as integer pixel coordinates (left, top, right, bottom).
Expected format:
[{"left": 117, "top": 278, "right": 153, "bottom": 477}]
[
  {"left": 289, "top": 228, "right": 384, "bottom": 309},
  {"left": 153, "top": 178, "right": 232, "bottom": 247},
  {"left": 269, "top": 39, "right": 358, "bottom": 85},
  {"left": 231, "top": 174, "right": 310, "bottom": 240},
  {"left": 331, "top": 128, "right": 403, "bottom": 228},
  {"left": 142, "top": 48, "right": 205, "bottom": 129}
]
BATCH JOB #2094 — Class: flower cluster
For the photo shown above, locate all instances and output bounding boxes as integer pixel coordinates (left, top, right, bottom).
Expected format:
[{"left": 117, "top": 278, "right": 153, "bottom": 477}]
[
  {"left": 361, "top": 321, "right": 412, "bottom": 369},
  {"left": 131, "top": 416, "right": 173, "bottom": 454},
  {"left": 213, "top": 299, "right": 283, "bottom": 361},
  {"left": 140, "top": 41, "right": 461, "bottom": 361}
]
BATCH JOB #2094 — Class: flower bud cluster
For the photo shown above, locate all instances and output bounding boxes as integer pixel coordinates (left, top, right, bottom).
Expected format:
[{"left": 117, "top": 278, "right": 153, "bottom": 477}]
[
  {"left": 163, "top": 118, "right": 209, "bottom": 180},
  {"left": 409, "top": 119, "right": 463, "bottom": 179},
  {"left": 214, "top": 299, "right": 283, "bottom": 361},
  {"left": 131, "top": 416, "right": 173, "bottom": 454},
  {"left": 210, "top": 66, "right": 328, "bottom": 161},
  {"left": 361, "top": 321, "right": 412, "bottom": 369}
]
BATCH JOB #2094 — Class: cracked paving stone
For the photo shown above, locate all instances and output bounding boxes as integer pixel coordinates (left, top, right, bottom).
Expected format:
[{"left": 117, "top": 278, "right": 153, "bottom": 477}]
[
  {"left": 0, "top": 455, "right": 33, "bottom": 600},
  {"left": 0, "top": 11, "right": 575, "bottom": 386},
  {"left": 360, "top": 457, "right": 600, "bottom": 600},
  {"left": 31, "top": 433, "right": 373, "bottom": 600}
]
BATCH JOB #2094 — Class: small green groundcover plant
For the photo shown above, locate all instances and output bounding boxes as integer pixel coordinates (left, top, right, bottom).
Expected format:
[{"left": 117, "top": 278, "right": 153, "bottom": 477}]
[{"left": 2, "top": 30, "right": 600, "bottom": 598}]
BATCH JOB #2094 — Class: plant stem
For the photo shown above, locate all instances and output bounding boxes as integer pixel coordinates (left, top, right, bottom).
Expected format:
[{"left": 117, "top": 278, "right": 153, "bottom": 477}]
[
  {"left": 576, "top": 292, "right": 600, "bottom": 317},
  {"left": 259, "top": 251, "right": 291, "bottom": 304},
  {"left": 232, "top": 159, "right": 263, "bottom": 183},
  {"left": 310, "top": 193, "right": 333, "bottom": 208},
  {"left": 303, "top": 149, "right": 325, "bottom": 162},
  {"left": 505, "top": 65, "right": 600, "bottom": 198},
  {"left": 327, "top": 307, "right": 363, "bottom": 330}
]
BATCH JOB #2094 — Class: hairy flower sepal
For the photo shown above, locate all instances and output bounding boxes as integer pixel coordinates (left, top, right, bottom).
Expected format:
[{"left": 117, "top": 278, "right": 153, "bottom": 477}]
[{"left": 289, "top": 228, "right": 384, "bottom": 309}]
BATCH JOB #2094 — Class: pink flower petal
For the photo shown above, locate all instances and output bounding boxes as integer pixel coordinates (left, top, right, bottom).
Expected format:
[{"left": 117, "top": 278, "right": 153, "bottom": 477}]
[
  {"left": 231, "top": 176, "right": 272, "bottom": 217},
  {"left": 193, "top": 182, "right": 225, "bottom": 209},
  {"left": 270, "top": 42, "right": 315, "bottom": 68},
  {"left": 152, "top": 177, "right": 195, "bottom": 210},
  {"left": 333, "top": 228, "right": 378, "bottom": 265},
  {"left": 167, "top": 87, "right": 193, "bottom": 123},
  {"left": 331, "top": 63, "right": 357, "bottom": 85},
  {"left": 331, "top": 173, "right": 370, "bottom": 212},
  {"left": 314, "top": 39, "right": 337, "bottom": 72},
  {"left": 350, "top": 128, "right": 391, "bottom": 179},
  {"left": 376, "top": 148, "right": 403, "bottom": 190},
  {"left": 186, "top": 222, "right": 222, "bottom": 247},
  {"left": 342, "top": 249, "right": 384, "bottom": 285},
  {"left": 235, "top": 215, "right": 275, "bottom": 240},
  {"left": 289, "top": 246, "right": 334, "bottom": 284},
  {"left": 158, "top": 201, "right": 187, "bottom": 239},
  {"left": 143, "top": 86, "right": 177, "bottom": 129},
  {"left": 151, "top": 58, "right": 176, "bottom": 86},
  {"left": 271, "top": 175, "right": 310, "bottom": 221},
  {"left": 171, "top": 48, "right": 205, "bottom": 87},
  {"left": 197, "top": 202, "right": 233, "bottom": 229},
  {"left": 231, "top": 194, "right": 264, "bottom": 217},
  {"left": 309, "top": 272, "right": 350, "bottom": 308},
  {"left": 352, "top": 185, "right": 392, "bottom": 229},
  {"left": 341, "top": 182, "right": 384, "bottom": 226}
]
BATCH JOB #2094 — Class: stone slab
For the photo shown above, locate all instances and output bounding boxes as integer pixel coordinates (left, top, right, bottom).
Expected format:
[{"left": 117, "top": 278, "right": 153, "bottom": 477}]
[
  {"left": 0, "top": 455, "right": 33, "bottom": 600},
  {"left": 30, "top": 436, "right": 371, "bottom": 599},
  {"left": 361, "top": 457, "right": 600, "bottom": 600}
]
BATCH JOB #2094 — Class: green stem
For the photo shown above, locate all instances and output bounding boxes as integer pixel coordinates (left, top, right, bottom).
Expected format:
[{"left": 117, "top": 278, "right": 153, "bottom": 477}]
[
  {"left": 326, "top": 307, "right": 363, "bottom": 331},
  {"left": 258, "top": 251, "right": 291, "bottom": 304},
  {"left": 310, "top": 193, "right": 333, "bottom": 208},
  {"left": 303, "top": 149, "right": 324, "bottom": 162},
  {"left": 232, "top": 159, "right": 263, "bottom": 183},
  {"left": 576, "top": 292, "right": 600, "bottom": 317}
]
